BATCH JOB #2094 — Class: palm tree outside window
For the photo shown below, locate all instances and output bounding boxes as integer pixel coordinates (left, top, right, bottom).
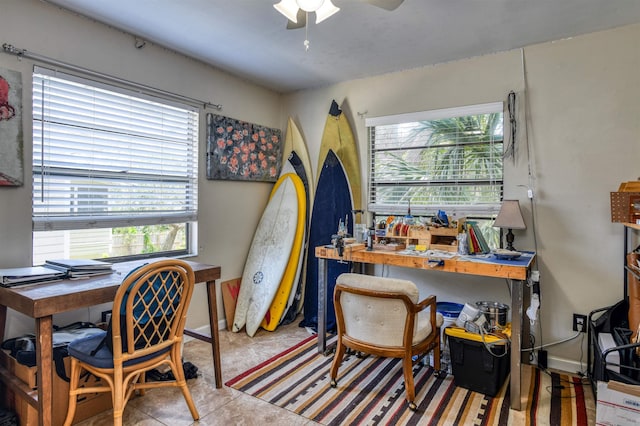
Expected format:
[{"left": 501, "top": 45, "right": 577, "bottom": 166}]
[{"left": 366, "top": 102, "right": 504, "bottom": 248}]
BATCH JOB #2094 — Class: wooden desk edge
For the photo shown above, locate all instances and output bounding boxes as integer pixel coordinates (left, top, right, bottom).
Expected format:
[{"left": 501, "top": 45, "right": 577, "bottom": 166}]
[
  {"left": 315, "top": 246, "right": 532, "bottom": 281},
  {"left": 0, "top": 261, "right": 221, "bottom": 319}
]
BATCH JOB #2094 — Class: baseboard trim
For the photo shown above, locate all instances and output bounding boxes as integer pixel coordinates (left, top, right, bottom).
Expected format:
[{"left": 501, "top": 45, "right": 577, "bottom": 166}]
[
  {"left": 183, "top": 320, "right": 224, "bottom": 343},
  {"left": 544, "top": 355, "right": 588, "bottom": 376}
]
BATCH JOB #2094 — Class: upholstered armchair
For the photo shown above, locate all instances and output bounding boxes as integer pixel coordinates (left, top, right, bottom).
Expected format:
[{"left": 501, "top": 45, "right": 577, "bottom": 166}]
[{"left": 329, "top": 273, "right": 443, "bottom": 410}]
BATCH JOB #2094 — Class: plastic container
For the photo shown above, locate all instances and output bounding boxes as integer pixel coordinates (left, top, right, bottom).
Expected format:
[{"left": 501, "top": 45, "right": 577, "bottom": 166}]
[
  {"left": 445, "top": 325, "right": 511, "bottom": 396},
  {"left": 437, "top": 302, "right": 464, "bottom": 336},
  {"left": 437, "top": 303, "right": 463, "bottom": 348},
  {"left": 436, "top": 302, "right": 463, "bottom": 372},
  {"left": 455, "top": 303, "right": 482, "bottom": 328}
]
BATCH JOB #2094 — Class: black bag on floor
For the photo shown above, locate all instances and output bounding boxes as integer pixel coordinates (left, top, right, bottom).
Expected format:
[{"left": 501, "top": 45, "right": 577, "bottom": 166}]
[
  {"left": 0, "top": 407, "right": 18, "bottom": 426},
  {"left": 1, "top": 321, "right": 103, "bottom": 381}
]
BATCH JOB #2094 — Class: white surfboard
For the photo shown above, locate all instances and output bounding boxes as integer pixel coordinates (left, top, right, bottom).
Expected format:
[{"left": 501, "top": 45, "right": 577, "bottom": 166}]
[
  {"left": 232, "top": 173, "right": 301, "bottom": 335},
  {"left": 260, "top": 158, "right": 307, "bottom": 331}
]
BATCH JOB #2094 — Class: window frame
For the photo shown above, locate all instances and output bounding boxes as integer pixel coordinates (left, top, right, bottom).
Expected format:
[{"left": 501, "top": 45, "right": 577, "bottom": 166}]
[
  {"left": 31, "top": 66, "right": 199, "bottom": 262},
  {"left": 365, "top": 102, "right": 504, "bottom": 219}
]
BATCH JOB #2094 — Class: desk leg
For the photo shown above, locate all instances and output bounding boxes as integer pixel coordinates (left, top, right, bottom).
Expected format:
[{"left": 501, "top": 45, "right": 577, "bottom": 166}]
[
  {"left": 317, "top": 258, "right": 327, "bottom": 354},
  {"left": 206, "top": 279, "right": 223, "bottom": 388},
  {"left": 35, "top": 316, "right": 53, "bottom": 426},
  {"left": 510, "top": 278, "right": 528, "bottom": 411},
  {"left": 183, "top": 279, "right": 222, "bottom": 388},
  {"left": 0, "top": 304, "right": 6, "bottom": 343}
]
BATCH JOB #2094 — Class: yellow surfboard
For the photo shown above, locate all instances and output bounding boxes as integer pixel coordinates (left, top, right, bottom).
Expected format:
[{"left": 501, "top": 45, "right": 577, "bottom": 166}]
[
  {"left": 317, "top": 100, "right": 361, "bottom": 211},
  {"left": 282, "top": 117, "right": 313, "bottom": 199},
  {"left": 260, "top": 172, "right": 306, "bottom": 331}
]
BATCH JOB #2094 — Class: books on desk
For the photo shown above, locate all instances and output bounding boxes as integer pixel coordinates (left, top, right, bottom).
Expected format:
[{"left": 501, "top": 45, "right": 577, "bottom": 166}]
[
  {"left": 45, "top": 259, "right": 114, "bottom": 278},
  {"left": 0, "top": 266, "right": 67, "bottom": 287},
  {"left": 1, "top": 260, "right": 114, "bottom": 287},
  {"left": 466, "top": 221, "right": 490, "bottom": 255}
]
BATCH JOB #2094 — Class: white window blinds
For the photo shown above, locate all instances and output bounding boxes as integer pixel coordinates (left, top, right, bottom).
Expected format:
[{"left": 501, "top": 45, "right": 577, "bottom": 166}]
[
  {"left": 366, "top": 102, "right": 504, "bottom": 217},
  {"left": 32, "top": 67, "right": 199, "bottom": 232}
]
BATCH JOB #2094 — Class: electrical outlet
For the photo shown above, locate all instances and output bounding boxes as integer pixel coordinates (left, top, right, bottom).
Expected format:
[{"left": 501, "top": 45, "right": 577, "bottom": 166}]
[{"left": 573, "top": 313, "right": 587, "bottom": 333}]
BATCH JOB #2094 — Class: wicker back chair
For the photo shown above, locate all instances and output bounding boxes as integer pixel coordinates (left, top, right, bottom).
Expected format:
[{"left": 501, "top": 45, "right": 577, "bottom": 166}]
[{"left": 63, "top": 259, "right": 198, "bottom": 426}]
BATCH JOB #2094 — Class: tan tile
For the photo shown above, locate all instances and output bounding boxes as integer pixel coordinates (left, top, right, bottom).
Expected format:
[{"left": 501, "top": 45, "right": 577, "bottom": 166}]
[
  {"left": 195, "top": 392, "right": 310, "bottom": 426},
  {"left": 73, "top": 315, "right": 313, "bottom": 425},
  {"left": 73, "top": 406, "right": 164, "bottom": 426}
]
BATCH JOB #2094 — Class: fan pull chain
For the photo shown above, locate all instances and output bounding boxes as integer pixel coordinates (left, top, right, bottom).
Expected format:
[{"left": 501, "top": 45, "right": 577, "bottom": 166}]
[{"left": 304, "top": 12, "right": 310, "bottom": 51}]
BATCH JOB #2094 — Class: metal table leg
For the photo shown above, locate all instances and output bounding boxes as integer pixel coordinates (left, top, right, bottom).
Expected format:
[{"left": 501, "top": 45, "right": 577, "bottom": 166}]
[{"left": 317, "top": 258, "right": 327, "bottom": 354}]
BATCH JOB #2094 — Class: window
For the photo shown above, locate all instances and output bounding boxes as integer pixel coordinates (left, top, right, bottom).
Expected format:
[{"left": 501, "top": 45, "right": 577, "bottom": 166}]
[
  {"left": 32, "top": 67, "right": 199, "bottom": 264},
  {"left": 366, "top": 103, "right": 504, "bottom": 247}
]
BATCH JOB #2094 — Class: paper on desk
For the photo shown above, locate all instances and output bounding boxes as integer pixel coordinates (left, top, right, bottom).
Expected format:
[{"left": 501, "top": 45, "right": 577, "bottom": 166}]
[{"left": 397, "top": 249, "right": 458, "bottom": 259}]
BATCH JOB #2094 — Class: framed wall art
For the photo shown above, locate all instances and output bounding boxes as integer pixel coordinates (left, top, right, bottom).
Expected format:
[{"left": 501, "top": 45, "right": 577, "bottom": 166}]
[
  {"left": 206, "top": 114, "right": 282, "bottom": 182},
  {"left": 0, "top": 67, "right": 23, "bottom": 187}
]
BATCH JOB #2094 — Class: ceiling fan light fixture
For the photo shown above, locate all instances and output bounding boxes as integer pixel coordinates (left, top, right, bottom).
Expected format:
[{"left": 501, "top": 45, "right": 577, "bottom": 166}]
[
  {"left": 315, "top": 1, "right": 340, "bottom": 24},
  {"left": 296, "top": 0, "right": 325, "bottom": 13},
  {"left": 274, "top": 0, "right": 300, "bottom": 23}
]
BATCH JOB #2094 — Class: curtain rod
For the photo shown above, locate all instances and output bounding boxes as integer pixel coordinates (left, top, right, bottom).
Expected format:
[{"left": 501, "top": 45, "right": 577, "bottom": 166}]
[{"left": 2, "top": 43, "right": 222, "bottom": 110}]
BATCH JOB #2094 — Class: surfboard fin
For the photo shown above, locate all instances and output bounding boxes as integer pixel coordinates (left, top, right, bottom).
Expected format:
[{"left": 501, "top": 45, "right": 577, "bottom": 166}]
[{"left": 329, "top": 99, "right": 341, "bottom": 117}]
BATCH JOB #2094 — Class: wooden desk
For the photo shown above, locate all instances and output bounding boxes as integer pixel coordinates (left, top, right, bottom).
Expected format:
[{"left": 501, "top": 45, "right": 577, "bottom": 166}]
[
  {"left": 0, "top": 259, "right": 221, "bottom": 426},
  {"left": 315, "top": 246, "right": 534, "bottom": 411}
]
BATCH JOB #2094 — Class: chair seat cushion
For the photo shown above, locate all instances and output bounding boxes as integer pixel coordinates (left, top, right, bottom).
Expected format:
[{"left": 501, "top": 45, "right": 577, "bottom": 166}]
[
  {"left": 415, "top": 311, "right": 444, "bottom": 344},
  {"left": 68, "top": 331, "right": 170, "bottom": 369}
]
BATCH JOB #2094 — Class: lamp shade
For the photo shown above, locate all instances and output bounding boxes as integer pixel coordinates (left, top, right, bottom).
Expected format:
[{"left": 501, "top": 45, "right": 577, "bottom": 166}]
[
  {"left": 493, "top": 200, "right": 526, "bottom": 230},
  {"left": 297, "top": 0, "right": 325, "bottom": 12},
  {"left": 274, "top": 0, "right": 300, "bottom": 22},
  {"left": 315, "top": 1, "right": 340, "bottom": 23},
  {"left": 274, "top": 0, "right": 339, "bottom": 25}
]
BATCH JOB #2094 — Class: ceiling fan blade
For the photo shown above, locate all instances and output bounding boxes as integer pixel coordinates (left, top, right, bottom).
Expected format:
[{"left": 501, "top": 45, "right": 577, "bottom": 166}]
[
  {"left": 361, "top": 0, "right": 404, "bottom": 11},
  {"left": 286, "top": 9, "right": 307, "bottom": 29}
]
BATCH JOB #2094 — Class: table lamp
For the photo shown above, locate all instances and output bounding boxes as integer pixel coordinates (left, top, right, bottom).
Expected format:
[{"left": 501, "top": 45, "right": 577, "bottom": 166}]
[{"left": 493, "top": 200, "right": 526, "bottom": 251}]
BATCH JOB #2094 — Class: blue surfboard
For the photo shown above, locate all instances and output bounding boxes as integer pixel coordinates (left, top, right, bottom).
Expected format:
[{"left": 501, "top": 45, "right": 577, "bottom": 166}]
[{"left": 300, "top": 149, "right": 352, "bottom": 332}]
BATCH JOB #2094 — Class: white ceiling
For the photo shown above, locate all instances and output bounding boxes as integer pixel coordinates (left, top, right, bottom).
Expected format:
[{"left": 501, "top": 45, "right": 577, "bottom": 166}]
[{"left": 44, "top": 0, "right": 640, "bottom": 94}]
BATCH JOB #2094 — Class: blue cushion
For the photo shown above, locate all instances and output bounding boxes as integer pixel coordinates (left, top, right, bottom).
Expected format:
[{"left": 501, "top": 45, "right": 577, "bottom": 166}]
[{"left": 68, "top": 331, "right": 171, "bottom": 369}]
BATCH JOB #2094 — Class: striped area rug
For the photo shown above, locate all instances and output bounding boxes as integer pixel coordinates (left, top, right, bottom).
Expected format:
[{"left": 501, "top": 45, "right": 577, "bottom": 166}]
[{"left": 226, "top": 336, "right": 593, "bottom": 425}]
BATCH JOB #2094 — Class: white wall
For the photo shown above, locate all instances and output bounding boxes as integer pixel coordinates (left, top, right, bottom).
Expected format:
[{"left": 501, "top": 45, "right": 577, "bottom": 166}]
[
  {"left": 281, "top": 24, "right": 640, "bottom": 369},
  {"left": 1, "top": 0, "right": 639, "bottom": 370},
  {"left": 0, "top": 0, "right": 281, "bottom": 337}
]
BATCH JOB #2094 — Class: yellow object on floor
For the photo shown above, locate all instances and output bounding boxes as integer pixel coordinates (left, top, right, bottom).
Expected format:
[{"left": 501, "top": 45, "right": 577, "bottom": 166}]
[{"left": 444, "top": 323, "right": 511, "bottom": 343}]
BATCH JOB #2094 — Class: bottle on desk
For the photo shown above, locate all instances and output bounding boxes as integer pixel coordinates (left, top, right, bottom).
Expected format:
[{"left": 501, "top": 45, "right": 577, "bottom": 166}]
[{"left": 367, "top": 220, "right": 375, "bottom": 251}]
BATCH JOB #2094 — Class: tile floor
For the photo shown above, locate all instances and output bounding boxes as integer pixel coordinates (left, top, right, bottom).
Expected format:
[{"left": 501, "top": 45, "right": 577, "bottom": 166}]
[{"left": 74, "top": 318, "right": 316, "bottom": 425}]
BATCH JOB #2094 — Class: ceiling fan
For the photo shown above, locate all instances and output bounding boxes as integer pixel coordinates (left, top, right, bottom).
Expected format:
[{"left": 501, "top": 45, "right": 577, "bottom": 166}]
[{"left": 274, "top": 0, "right": 405, "bottom": 30}]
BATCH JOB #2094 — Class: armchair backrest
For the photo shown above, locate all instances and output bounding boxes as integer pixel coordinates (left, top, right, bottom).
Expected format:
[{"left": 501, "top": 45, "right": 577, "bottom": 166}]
[
  {"left": 111, "top": 259, "right": 195, "bottom": 363},
  {"left": 334, "top": 273, "right": 419, "bottom": 348}
]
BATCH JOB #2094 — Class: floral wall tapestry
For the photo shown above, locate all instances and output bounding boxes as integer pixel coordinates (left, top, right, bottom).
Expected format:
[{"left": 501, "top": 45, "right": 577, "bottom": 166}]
[
  {"left": 206, "top": 114, "right": 282, "bottom": 182},
  {"left": 0, "top": 67, "right": 23, "bottom": 187}
]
